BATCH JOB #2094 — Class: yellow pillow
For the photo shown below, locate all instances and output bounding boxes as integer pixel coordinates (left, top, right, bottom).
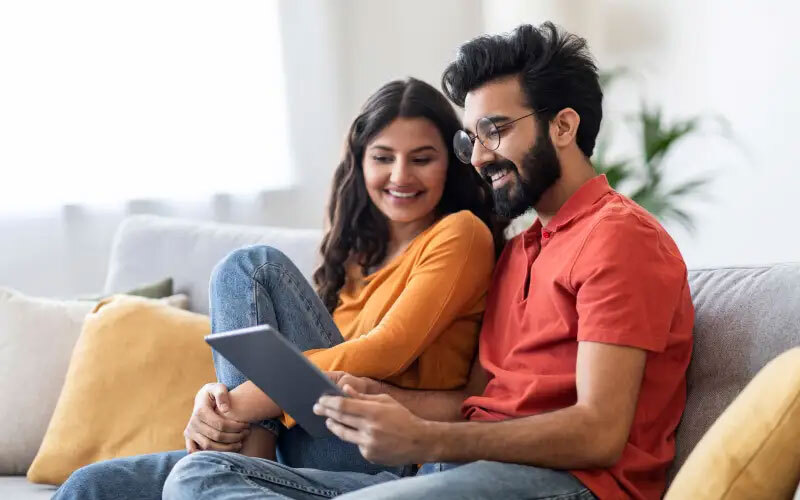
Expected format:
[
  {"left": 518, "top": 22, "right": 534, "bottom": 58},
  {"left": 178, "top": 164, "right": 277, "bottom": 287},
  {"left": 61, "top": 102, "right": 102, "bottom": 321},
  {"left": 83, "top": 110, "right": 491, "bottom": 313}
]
[
  {"left": 666, "top": 348, "right": 800, "bottom": 499},
  {"left": 27, "top": 295, "right": 214, "bottom": 485}
]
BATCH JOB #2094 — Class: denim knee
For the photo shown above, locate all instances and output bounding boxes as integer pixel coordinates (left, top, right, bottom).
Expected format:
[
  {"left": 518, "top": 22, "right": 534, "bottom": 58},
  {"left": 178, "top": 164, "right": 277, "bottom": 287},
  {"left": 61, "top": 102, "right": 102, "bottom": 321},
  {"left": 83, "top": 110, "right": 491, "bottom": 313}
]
[
  {"left": 211, "top": 245, "right": 291, "bottom": 288},
  {"left": 53, "top": 462, "right": 117, "bottom": 499},
  {"left": 162, "top": 452, "right": 223, "bottom": 500}
]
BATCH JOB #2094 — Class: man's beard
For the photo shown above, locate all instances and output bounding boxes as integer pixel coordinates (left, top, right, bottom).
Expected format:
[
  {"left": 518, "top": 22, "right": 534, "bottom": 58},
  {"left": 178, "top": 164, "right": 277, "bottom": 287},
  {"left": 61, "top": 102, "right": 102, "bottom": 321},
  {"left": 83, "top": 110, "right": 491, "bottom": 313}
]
[{"left": 481, "top": 128, "right": 562, "bottom": 219}]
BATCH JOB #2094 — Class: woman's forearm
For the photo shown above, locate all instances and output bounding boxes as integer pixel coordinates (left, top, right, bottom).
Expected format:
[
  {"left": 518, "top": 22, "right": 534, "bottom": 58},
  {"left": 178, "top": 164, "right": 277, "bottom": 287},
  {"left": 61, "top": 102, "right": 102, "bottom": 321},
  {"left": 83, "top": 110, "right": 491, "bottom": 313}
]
[
  {"left": 384, "top": 384, "right": 468, "bottom": 422},
  {"left": 225, "top": 381, "right": 282, "bottom": 422}
]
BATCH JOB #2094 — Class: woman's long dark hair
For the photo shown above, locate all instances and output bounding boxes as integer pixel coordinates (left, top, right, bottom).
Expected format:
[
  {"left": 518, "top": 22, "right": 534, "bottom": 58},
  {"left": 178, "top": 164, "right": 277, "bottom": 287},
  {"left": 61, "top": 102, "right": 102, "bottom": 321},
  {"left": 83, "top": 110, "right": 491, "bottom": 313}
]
[{"left": 313, "top": 77, "right": 507, "bottom": 313}]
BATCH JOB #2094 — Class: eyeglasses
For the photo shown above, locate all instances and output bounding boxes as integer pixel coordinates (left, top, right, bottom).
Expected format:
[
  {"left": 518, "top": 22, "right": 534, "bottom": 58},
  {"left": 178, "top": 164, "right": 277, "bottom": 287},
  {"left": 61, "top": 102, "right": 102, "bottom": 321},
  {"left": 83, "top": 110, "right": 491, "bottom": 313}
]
[{"left": 453, "top": 112, "right": 536, "bottom": 164}]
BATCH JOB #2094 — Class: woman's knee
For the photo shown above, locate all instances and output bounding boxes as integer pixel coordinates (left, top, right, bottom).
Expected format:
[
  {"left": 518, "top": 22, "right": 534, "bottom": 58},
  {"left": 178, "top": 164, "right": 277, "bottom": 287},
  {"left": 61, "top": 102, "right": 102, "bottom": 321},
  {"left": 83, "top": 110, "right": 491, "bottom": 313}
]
[{"left": 210, "top": 245, "right": 292, "bottom": 293}]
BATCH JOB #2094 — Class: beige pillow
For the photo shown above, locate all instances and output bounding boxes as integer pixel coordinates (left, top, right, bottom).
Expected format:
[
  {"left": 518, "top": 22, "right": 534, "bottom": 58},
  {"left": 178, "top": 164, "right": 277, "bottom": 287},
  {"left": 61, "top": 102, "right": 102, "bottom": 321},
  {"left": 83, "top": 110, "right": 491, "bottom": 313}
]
[
  {"left": 666, "top": 348, "right": 800, "bottom": 499},
  {"left": 0, "top": 288, "right": 96, "bottom": 475},
  {"left": 27, "top": 295, "right": 214, "bottom": 485}
]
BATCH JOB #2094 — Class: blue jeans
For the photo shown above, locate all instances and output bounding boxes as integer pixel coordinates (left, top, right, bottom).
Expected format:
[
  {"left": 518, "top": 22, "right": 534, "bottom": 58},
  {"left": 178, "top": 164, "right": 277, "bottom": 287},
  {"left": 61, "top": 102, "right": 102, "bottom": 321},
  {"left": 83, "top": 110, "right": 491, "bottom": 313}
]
[
  {"left": 163, "top": 456, "right": 596, "bottom": 499},
  {"left": 52, "top": 245, "right": 409, "bottom": 500}
]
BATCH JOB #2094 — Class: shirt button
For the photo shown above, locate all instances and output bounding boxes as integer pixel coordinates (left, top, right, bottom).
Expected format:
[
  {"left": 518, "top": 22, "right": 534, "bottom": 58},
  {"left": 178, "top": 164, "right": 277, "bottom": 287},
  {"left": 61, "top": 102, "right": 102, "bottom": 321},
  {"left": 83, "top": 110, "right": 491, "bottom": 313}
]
[{"left": 542, "top": 231, "right": 551, "bottom": 239}]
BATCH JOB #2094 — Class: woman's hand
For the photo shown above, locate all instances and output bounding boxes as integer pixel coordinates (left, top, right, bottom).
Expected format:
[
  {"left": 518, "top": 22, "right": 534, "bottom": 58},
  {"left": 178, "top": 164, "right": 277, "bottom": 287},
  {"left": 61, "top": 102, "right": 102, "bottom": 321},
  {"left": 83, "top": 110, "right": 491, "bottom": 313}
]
[
  {"left": 326, "top": 371, "right": 384, "bottom": 395},
  {"left": 184, "top": 383, "right": 250, "bottom": 453}
]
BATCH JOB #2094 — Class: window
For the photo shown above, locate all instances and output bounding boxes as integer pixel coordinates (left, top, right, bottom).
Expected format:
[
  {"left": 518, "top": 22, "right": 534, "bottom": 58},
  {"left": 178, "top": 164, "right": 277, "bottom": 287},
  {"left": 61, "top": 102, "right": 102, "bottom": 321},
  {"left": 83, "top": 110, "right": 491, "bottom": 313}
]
[{"left": 0, "top": 0, "right": 291, "bottom": 213}]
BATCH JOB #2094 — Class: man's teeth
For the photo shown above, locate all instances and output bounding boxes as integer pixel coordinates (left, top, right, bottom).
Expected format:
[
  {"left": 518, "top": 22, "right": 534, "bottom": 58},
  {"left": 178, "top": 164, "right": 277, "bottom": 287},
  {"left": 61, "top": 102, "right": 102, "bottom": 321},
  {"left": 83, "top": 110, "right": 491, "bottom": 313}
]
[
  {"left": 490, "top": 170, "right": 509, "bottom": 182},
  {"left": 388, "top": 190, "right": 419, "bottom": 198}
]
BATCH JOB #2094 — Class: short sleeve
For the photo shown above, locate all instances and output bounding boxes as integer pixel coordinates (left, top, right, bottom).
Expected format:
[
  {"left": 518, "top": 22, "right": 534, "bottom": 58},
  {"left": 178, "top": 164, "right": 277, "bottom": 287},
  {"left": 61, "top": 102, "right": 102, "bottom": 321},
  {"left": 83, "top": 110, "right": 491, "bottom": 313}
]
[{"left": 570, "top": 213, "right": 688, "bottom": 352}]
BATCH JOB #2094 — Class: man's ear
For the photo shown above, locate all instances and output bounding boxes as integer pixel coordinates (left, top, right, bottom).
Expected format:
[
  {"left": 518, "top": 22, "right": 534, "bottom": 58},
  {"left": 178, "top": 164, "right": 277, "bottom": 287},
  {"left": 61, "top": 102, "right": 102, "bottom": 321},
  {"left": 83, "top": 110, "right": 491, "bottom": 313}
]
[{"left": 550, "top": 108, "right": 580, "bottom": 149}]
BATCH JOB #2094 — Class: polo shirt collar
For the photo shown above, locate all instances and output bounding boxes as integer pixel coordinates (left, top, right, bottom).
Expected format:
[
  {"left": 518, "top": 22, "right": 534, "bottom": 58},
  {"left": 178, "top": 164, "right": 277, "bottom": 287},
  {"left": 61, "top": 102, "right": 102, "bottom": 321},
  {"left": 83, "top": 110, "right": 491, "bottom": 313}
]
[{"left": 523, "top": 174, "right": 612, "bottom": 239}]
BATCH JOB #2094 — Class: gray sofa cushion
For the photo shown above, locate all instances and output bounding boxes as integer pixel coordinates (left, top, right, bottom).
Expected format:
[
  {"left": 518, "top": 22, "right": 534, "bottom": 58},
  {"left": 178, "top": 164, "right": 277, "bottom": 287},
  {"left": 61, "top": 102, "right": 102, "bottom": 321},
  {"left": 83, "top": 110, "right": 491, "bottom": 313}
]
[
  {"left": 103, "top": 215, "right": 323, "bottom": 314},
  {"left": 669, "top": 263, "right": 800, "bottom": 481},
  {"left": 0, "top": 476, "right": 56, "bottom": 499}
]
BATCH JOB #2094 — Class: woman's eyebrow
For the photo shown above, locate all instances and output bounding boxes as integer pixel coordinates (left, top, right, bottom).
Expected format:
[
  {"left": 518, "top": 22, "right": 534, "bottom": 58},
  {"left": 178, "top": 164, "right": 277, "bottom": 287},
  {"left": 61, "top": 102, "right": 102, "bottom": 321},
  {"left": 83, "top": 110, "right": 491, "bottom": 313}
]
[{"left": 369, "top": 145, "right": 438, "bottom": 153}]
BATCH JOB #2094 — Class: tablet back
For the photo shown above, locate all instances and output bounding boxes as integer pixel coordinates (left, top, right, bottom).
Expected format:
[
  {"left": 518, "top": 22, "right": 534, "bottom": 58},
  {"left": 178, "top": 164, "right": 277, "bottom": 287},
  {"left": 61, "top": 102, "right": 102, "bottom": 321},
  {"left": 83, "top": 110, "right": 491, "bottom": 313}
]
[{"left": 205, "top": 324, "right": 343, "bottom": 438}]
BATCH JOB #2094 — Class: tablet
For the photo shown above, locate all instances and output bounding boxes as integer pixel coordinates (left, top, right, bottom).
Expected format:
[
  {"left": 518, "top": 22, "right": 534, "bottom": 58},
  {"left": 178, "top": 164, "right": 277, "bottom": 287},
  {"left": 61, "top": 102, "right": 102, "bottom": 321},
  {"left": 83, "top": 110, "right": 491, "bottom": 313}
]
[{"left": 205, "top": 324, "right": 344, "bottom": 438}]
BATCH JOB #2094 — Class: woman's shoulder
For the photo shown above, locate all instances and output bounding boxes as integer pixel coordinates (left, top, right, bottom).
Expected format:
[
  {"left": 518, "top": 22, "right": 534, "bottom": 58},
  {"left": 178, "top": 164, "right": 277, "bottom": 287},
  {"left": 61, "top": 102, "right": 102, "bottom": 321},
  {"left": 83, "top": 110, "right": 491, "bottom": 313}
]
[{"left": 423, "top": 210, "right": 493, "bottom": 253}]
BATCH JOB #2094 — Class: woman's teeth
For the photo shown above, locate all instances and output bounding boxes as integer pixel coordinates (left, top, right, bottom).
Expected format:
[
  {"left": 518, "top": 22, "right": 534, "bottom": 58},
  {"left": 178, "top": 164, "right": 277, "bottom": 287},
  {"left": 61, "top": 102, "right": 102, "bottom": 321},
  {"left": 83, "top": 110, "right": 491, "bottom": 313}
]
[{"left": 387, "top": 190, "right": 419, "bottom": 198}]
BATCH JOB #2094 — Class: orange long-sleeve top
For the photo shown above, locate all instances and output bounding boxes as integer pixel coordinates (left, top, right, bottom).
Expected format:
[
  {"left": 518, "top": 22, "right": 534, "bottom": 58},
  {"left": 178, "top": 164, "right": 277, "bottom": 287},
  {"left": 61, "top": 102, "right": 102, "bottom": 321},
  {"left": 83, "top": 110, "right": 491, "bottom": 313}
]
[{"left": 281, "top": 210, "right": 495, "bottom": 428}]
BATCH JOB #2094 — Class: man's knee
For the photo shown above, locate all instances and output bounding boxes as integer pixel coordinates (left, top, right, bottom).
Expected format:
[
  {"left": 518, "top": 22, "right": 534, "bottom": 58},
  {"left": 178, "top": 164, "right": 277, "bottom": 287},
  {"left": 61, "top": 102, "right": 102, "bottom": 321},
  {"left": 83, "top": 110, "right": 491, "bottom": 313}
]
[
  {"left": 53, "top": 461, "right": 119, "bottom": 499},
  {"left": 163, "top": 451, "right": 225, "bottom": 500}
]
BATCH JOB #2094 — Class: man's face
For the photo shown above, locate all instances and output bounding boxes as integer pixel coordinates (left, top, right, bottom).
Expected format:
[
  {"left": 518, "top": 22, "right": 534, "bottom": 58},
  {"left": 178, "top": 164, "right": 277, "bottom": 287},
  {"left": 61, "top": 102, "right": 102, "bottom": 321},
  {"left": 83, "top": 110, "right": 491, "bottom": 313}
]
[{"left": 462, "top": 76, "right": 561, "bottom": 218}]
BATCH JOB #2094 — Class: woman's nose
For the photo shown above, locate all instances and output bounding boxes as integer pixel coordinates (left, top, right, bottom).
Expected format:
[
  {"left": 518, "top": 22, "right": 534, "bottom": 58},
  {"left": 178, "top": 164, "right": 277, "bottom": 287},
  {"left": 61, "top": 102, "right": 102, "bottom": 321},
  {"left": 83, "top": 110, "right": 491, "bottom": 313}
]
[{"left": 388, "top": 158, "right": 414, "bottom": 185}]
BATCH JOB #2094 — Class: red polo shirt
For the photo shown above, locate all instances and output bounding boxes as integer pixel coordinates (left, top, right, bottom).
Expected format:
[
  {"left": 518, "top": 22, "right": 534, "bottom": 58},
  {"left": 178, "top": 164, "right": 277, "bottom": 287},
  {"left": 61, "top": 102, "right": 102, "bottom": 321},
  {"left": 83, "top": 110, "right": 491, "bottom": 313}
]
[{"left": 462, "top": 175, "right": 694, "bottom": 500}]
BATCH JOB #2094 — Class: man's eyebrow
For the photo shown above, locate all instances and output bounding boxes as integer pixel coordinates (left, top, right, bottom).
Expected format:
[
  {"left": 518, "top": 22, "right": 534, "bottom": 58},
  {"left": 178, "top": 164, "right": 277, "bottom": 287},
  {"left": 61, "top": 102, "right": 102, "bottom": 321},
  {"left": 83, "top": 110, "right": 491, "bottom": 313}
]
[
  {"left": 463, "top": 114, "right": 512, "bottom": 134},
  {"left": 486, "top": 114, "right": 511, "bottom": 124}
]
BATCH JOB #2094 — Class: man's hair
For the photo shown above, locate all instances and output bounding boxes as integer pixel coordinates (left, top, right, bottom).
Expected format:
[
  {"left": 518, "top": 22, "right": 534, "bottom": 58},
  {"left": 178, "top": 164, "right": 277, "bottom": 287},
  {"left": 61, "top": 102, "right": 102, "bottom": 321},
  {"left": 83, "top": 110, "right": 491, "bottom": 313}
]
[{"left": 441, "top": 22, "right": 603, "bottom": 158}]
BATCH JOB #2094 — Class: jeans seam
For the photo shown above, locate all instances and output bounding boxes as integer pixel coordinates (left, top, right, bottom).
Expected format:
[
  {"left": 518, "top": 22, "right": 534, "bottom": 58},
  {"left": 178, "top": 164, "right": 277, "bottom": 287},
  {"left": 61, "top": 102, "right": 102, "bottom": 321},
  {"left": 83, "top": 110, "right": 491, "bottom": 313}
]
[
  {"left": 253, "top": 260, "right": 339, "bottom": 346},
  {"left": 535, "top": 487, "right": 594, "bottom": 500},
  {"left": 224, "top": 464, "right": 340, "bottom": 498}
]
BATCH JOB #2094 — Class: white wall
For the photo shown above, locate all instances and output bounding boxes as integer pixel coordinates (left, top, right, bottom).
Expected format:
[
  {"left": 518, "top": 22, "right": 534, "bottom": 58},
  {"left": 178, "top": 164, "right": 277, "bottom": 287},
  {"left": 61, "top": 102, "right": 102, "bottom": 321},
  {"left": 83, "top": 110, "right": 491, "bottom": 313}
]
[
  {"left": 4, "top": 1, "right": 798, "bottom": 299},
  {"left": 0, "top": 0, "right": 487, "bottom": 298},
  {"left": 277, "top": 0, "right": 486, "bottom": 228},
  {"left": 482, "top": 0, "right": 800, "bottom": 268}
]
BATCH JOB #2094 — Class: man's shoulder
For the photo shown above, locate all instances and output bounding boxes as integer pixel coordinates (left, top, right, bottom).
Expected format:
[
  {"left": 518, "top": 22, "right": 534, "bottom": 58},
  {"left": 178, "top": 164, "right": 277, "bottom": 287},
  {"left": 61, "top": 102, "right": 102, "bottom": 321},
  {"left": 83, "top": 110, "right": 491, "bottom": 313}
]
[
  {"left": 585, "top": 193, "right": 679, "bottom": 248},
  {"left": 571, "top": 193, "right": 687, "bottom": 274}
]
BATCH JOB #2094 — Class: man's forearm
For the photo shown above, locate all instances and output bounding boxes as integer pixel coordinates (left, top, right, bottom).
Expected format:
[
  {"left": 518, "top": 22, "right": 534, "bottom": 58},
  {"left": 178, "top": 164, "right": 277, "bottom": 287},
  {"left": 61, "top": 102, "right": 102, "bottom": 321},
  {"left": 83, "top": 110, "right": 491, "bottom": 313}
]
[
  {"left": 382, "top": 383, "right": 467, "bottom": 422},
  {"left": 420, "top": 404, "right": 622, "bottom": 469}
]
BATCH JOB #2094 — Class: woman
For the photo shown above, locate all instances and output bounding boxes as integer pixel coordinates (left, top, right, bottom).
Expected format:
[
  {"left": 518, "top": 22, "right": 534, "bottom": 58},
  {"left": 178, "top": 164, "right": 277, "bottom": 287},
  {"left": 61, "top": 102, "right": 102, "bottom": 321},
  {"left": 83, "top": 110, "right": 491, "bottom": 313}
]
[{"left": 53, "top": 77, "right": 505, "bottom": 499}]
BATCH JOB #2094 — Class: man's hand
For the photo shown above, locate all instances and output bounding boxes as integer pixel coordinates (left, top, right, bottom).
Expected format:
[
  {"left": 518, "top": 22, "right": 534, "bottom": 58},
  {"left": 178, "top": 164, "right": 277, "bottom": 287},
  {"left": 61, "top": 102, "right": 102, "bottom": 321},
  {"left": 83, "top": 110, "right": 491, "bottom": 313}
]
[
  {"left": 184, "top": 383, "right": 250, "bottom": 453},
  {"left": 326, "top": 371, "right": 384, "bottom": 395},
  {"left": 313, "top": 384, "right": 434, "bottom": 465}
]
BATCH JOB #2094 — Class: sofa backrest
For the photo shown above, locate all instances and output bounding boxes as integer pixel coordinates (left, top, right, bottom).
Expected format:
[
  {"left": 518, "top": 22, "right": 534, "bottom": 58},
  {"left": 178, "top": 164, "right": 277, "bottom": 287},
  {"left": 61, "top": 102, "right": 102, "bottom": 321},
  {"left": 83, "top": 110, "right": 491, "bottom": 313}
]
[
  {"left": 669, "top": 263, "right": 800, "bottom": 482},
  {"left": 104, "top": 215, "right": 323, "bottom": 314},
  {"left": 104, "top": 216, "right": 800, "bottom": 481}
]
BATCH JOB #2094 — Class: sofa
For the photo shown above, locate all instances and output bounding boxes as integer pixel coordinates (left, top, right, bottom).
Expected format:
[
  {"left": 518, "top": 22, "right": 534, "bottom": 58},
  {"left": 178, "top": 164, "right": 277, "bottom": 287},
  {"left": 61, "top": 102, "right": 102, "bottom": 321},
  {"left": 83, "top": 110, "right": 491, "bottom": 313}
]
[{"left": 2, "top": 214, "right": 798, "bottom": 499}]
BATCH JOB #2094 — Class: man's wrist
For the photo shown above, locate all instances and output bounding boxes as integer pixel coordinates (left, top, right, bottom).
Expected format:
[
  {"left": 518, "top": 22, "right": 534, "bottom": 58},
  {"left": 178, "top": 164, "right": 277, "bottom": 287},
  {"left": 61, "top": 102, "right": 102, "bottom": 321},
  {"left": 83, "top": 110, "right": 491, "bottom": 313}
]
[{"left": 418, "top": 420, "right": 449, "bottom": 463}]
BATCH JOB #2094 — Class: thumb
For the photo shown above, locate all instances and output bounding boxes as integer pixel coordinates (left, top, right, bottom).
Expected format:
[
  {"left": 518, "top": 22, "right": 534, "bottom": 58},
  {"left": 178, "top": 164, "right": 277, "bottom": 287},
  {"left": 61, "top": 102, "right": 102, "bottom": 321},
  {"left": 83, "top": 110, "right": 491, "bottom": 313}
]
[
  {"left": 345, "top": 386, "right": 390, "bottom": 402},
  {"left": 211, "top": 384, "right": 231, "bottom": 412},
  {"left": 341, "top": 384, "right": 364, "bottom": 398},
  {"left": 326, "top": 371, "right": 343, "bottom": 382}
]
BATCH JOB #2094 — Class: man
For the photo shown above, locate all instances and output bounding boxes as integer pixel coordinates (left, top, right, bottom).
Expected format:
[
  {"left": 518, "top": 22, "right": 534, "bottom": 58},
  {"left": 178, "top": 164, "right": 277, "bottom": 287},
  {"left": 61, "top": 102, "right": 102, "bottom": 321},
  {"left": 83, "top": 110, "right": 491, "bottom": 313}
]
[{"left": 164, "top": 22, "right": 693, "bottom": 500}]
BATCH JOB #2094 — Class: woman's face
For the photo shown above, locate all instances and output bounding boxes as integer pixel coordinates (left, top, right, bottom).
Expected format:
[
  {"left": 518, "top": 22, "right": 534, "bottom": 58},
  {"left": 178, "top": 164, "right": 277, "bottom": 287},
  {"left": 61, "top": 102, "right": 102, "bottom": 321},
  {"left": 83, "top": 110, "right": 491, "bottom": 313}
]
[{"left": 362, "top": 117, "right": 449, "bottom": 228}]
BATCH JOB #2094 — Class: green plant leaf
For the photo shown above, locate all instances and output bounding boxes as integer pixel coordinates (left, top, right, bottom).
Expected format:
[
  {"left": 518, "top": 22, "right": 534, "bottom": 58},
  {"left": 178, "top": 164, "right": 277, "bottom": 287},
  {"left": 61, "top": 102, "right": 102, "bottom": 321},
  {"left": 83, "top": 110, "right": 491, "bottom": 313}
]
[
  {"left": 666, "top": 177, "right": 712, "bottom": 198},
  {"left": 594, "top": 160, "right": 633, "bottom": 189},
  {"left": 663, "top": 206, "right": 696, "bottom": 232},
  {"left": 637, "top": 107, "right": 700, "bottom": 168}
]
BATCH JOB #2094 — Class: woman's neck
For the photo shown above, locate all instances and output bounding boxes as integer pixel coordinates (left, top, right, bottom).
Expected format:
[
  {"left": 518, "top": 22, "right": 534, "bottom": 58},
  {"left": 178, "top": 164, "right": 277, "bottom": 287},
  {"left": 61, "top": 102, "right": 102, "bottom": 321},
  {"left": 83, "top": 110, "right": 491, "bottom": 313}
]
[{"left": 386, "top": 214, "right": 435, "bottom": 255}]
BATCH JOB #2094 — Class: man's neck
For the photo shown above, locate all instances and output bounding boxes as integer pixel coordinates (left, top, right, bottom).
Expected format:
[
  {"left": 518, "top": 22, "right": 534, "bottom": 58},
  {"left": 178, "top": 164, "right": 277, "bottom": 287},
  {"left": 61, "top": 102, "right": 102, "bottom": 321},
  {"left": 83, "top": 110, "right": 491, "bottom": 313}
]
[{"left": 535, "top": 158, "right": 597, "bottom": 228}]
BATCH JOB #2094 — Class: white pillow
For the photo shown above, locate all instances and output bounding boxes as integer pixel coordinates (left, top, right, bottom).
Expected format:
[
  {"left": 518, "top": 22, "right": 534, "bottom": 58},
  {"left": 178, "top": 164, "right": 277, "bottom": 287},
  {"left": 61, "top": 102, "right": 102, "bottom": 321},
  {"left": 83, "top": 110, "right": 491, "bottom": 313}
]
[
  {"left": 0, "top": 287, "right": 191, "bottom": 474},
  {"left": 0, "top": 287, "right": 96, "bottom": 474}
]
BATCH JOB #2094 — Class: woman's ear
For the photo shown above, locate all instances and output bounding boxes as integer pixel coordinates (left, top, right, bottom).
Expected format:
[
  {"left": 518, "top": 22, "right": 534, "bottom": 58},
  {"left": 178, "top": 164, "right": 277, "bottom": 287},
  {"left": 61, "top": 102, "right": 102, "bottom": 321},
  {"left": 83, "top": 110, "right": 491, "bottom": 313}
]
[{"left": 550, "top": 108, "right": 580, "bottom": 149}]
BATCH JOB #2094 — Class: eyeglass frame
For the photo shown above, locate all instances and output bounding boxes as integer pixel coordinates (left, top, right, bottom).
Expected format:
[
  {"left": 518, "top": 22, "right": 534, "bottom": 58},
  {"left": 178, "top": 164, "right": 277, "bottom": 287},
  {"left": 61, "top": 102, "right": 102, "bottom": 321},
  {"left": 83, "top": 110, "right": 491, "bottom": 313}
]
[{"left": 453, "top": 111, "right": 539, "bottom": 164}]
